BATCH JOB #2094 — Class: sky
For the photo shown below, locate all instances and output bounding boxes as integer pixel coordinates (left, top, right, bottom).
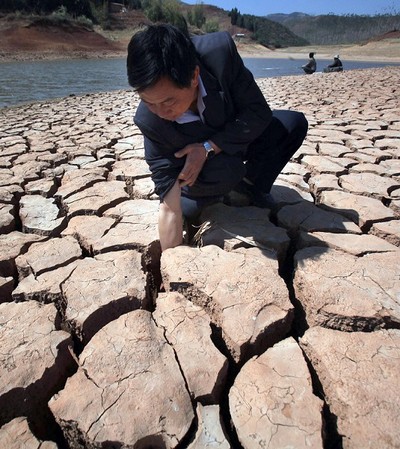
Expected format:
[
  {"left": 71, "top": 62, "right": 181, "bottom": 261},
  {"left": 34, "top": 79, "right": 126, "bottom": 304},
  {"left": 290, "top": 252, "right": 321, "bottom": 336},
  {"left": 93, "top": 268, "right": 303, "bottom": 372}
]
[{"left": 183, "top": 0, "right": 399, "bottom": 16}]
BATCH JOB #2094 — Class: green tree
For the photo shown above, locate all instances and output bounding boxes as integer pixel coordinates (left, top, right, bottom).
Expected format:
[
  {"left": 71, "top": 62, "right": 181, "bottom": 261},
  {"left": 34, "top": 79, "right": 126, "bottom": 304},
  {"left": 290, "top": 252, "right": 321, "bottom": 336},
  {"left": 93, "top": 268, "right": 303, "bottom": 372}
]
[
  {"left": 229, "top": 7, "right": 240, "bottom": 26},
  {"left": 65, "top": 0, "right": 93, "bottom": 18},
  {"left": 144, "top": 0, "right": 163, "bottom": 22},
  {"left": 128, "top": 0, "right": 142, "bottom": 9},
  {"left": 204, "top": 19, "right": 219, "bottom": 33},
  {"left": 0, "top": 0, "right": 27, "bottom": 12},
  {"left": 163, "top": 0, "right": 188, "bottom": 32},
  {"left": 191, "top": 3, "right": 205, "bottom": 28},
  {"left": 0, "top": 0, "right": 93, "bottom": 16},
  {"left": 89, "top": 0, "right": 110, "bottom": 26},
  {"left": 142, "top": 0, "right": 187, "bottom": 33}
]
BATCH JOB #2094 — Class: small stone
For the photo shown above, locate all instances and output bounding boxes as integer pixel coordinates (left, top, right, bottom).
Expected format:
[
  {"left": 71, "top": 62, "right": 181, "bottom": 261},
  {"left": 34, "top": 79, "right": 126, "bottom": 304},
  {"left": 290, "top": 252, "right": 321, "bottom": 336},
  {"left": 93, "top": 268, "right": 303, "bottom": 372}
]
[
  {"left": 19, "top": 195, "right": 65, "bottom": 236},
  {"left": 0, "top": 417, "right": 57, "bottom": 449},
  {"left": 187, "top": 404, "right": 231, "bottom": 449}
]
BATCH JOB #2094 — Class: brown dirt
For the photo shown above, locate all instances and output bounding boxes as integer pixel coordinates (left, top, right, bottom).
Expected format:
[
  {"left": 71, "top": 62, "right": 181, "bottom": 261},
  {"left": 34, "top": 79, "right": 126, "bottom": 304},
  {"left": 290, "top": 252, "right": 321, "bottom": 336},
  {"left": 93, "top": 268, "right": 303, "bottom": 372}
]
[
  {"left": 368, "top": 29, "right": 400, "bottom": 41},
  {"left": 0, "top": 19, "right": 126, "bottom": 61}
]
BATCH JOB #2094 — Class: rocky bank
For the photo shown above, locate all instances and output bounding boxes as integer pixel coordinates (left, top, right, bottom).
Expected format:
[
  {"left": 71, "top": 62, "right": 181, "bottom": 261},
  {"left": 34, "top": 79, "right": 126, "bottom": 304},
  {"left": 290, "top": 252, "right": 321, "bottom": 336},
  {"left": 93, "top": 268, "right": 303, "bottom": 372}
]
[{"left": 0, "top": 66, "right": 399, "bottom": 449}]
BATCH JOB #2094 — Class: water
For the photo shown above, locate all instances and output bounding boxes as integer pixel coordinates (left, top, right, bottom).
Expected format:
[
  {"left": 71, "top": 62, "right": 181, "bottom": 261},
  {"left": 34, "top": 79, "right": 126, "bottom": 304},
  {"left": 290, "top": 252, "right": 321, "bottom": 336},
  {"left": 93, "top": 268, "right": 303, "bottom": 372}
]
[
  {"left": 1, "top": 57, "right": 399, "bottom": 108},
  {"left": 0, "top": 58, "right": 130, "bottom": 109},
  {"left": 243, "top": 57, "right": 400, "bottom": 78}
]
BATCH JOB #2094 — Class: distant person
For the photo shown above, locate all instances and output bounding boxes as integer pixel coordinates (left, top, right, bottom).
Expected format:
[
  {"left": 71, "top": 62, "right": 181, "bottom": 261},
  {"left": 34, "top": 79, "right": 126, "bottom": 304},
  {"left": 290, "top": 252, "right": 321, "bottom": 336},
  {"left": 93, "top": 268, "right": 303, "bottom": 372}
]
[
  {"left": 324, "top": 55, "right": 343, "bottom": 73},
  {"left": 127, "top": 24, "right": 308, "bottom": 251},
  {"left": 301, "top": 52, "right": 316, "bottom": 74}
]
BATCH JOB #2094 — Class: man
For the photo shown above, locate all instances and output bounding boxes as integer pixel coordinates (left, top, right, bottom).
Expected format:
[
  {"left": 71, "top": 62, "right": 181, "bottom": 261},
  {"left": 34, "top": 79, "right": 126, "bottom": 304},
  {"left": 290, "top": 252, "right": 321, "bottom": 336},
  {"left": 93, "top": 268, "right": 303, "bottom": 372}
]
[
  {"left": 301, "top": 52, "right": 316, "bottom": 74},
  {"left": 127, "top": 24, "right": 308, "bottom": 251},
  {"left": 324, "top": 55, "right": 343, "bottom": 72}
]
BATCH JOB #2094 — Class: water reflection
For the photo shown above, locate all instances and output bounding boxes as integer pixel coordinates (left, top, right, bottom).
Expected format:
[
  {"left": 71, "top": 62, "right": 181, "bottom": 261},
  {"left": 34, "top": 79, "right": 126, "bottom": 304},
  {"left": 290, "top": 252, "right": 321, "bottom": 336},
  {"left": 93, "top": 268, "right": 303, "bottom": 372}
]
[{"left": 0, "top": 57, "right": 399, "bottom": 108}]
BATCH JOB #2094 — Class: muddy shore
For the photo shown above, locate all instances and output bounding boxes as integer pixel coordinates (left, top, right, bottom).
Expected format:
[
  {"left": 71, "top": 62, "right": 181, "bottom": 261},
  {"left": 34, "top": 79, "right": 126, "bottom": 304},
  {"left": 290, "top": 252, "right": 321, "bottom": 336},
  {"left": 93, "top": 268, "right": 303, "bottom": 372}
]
[
  {"left": 0, "top": 26, "right": 399, "bottom": 63},
  {"left": 1, "top": 42, "right": 400, "bottom": 63}
]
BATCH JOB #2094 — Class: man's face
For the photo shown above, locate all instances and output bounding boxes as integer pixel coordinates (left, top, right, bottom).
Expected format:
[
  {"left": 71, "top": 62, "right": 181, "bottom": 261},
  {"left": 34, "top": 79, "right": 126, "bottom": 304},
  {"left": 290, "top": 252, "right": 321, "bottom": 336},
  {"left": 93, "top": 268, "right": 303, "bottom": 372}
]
[{"left": 139, "top": 67, "right": 199, "bottom": 122}]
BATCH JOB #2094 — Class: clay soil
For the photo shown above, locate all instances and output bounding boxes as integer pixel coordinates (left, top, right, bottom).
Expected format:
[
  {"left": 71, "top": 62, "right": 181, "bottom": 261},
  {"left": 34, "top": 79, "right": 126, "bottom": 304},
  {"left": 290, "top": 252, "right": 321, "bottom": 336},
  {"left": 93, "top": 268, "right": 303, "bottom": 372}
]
[{"left": 0, "top": 17, "right": 126, "bottom": 62}]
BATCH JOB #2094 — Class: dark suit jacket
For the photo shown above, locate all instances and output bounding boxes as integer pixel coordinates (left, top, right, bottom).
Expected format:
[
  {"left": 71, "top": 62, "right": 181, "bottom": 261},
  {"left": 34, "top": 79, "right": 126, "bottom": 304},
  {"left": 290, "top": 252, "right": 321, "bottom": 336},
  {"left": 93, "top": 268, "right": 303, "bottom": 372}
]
[{"left": 134, "top": 31, "right": 272, "bottom": 199}]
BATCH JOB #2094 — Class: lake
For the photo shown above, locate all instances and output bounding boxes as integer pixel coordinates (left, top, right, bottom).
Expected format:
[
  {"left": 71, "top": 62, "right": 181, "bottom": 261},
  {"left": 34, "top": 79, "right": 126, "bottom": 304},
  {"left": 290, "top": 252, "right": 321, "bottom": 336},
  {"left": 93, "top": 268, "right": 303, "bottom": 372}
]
[{"left": 1, "top": 57, "right": 399, "bottom": 108}]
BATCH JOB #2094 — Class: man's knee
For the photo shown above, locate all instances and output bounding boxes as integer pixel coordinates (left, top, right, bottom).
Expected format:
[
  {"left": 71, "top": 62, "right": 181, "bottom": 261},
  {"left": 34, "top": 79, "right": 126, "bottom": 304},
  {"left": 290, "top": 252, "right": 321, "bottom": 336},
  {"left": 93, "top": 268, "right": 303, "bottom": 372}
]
[
  {"left": 193, "top": 154, "right": 245, "bottom": 195},
  {"left": 272, "top": 110, "right": 308, "bottom": 138},
  {"left": 295, "top": 112, "right": 308, "bottom": 141}
]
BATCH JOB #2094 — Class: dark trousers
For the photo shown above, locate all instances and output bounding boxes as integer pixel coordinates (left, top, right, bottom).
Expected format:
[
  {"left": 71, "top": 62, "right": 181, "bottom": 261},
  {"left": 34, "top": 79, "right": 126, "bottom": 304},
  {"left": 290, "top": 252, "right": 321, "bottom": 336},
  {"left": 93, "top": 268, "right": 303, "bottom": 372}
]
[
  {"left": 245, "top": 110, "right": 308, "bottom": 193},
  {"left": 181, "top": 110, "right": 308, "bottom": 217}
]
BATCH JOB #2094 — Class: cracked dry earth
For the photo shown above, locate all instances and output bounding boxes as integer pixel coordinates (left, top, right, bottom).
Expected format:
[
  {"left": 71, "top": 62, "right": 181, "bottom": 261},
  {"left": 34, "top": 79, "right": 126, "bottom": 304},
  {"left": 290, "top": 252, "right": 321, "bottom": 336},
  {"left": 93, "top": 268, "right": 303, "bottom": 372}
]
[{"left": 0, "top": 66, "right": 399, "bottom": 449}]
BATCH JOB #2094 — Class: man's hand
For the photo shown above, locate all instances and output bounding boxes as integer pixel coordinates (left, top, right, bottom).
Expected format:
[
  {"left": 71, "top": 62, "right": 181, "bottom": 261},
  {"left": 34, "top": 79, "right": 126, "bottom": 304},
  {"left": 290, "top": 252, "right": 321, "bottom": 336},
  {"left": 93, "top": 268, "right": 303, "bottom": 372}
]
[{"left": 175, "top": 143, "right": 206, "bottom": 187}]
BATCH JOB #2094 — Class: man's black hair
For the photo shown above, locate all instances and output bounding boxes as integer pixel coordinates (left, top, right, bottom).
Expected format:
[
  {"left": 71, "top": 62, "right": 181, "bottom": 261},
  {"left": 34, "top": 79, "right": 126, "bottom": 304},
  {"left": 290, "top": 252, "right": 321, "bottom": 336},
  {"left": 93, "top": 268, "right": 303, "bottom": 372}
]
[{"left": 127, "top": 23, "right": 197, "bottom": 92}]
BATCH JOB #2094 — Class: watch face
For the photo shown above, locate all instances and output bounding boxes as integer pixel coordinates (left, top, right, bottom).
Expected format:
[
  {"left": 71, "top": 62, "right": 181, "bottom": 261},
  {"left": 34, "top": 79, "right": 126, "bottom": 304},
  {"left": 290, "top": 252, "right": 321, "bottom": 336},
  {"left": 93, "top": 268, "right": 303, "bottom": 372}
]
[
  {"left": 203, "top": 141, "right": 215, "bottom": 159},
  {"left": 207, "top": 149, "right": 215, "bottom": 159}
]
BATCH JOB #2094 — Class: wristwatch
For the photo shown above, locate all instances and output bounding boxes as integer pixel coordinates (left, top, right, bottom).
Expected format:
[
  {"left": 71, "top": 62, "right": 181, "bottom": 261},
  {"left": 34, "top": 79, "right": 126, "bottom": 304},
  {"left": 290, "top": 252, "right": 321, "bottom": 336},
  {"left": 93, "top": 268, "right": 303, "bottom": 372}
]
[{"left": 203, "top": 141, "right": 215, "bottom": 159}]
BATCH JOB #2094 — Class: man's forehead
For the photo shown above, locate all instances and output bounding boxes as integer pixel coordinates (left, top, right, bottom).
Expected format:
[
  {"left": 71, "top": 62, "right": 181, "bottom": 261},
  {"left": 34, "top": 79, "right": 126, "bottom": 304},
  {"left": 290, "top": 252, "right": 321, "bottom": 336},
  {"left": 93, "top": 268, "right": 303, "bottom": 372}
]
[
  {"left": 139, "top": 78, "right": 182, "bottom": 103},
  {"left": 140, "top": 92, "right": 175, "bottom": 105}
]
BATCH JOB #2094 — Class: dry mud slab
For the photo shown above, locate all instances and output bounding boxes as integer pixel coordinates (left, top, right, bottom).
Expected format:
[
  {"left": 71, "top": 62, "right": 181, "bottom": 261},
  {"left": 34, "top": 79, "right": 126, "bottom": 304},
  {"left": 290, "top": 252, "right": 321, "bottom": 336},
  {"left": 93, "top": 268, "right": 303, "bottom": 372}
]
[{"left": 0, "top": 66, "right": 399, "bottom": 448}]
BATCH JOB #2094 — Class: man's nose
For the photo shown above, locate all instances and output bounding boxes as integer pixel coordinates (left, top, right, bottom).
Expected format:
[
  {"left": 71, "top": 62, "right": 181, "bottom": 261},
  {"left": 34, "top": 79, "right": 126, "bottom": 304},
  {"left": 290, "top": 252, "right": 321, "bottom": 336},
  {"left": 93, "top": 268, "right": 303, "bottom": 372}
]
[{"left": 158, "top": 106, "right": 172, "bottom": 119}]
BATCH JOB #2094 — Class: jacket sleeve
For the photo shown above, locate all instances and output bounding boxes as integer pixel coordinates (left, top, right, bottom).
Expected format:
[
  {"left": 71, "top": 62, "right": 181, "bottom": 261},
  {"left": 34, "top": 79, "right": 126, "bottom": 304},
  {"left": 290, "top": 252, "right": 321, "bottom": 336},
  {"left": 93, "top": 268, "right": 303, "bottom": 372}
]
[
  {"left": 143, "top": 137, "right": 182, "bottom": 200},
  {"left": 202, "top": 32, "right": 273, "bottom": 155},
  {"left": 134, "top": 107, "right": 184, "bottom": 200}
]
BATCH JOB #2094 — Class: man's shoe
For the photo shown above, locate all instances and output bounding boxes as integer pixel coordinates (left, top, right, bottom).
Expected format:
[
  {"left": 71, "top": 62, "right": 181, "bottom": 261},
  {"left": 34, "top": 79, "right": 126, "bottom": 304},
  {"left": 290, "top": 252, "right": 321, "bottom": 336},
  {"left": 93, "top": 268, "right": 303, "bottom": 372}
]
[{"left": 234, "top": 180, "right": 276, "bottom": 209}]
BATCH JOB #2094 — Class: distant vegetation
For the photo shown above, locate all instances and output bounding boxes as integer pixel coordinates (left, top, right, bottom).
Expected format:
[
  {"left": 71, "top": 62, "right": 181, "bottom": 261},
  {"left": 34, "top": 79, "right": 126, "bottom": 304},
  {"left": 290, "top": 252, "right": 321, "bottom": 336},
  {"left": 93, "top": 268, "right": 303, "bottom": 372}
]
[
  {"left": 0, "top": 0, "right": 93, "bottom": 18},
  {"left": 0, "top": 1, "right": 399, "bottom": 48},
  {"left": 0, "top": 0, "right": 308, "bottom": 47},
  {"left": 266, "top": 12, "right": 400, "bottom": 44},
  {"left": 228, "top": 7, "right": 308, "bottom": 47},
  {"left": 2, "top": 5, "right": 94, "bottom": 29}
]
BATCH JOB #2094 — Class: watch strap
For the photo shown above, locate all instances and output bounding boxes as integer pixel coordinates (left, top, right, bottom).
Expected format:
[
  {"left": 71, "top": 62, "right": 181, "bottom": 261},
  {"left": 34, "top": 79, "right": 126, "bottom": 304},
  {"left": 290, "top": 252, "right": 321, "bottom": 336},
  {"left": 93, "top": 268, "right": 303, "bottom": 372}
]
[{"left": 203, "top": 141, "right": 215, "bottom": 159}]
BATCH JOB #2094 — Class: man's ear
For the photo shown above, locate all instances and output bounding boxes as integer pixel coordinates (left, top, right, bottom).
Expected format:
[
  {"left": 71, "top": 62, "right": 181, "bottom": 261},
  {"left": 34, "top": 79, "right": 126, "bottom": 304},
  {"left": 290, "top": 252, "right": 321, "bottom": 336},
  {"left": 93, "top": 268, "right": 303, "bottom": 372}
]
[{"left": 191, "top": 65, "right": 200, "bottom": 87}]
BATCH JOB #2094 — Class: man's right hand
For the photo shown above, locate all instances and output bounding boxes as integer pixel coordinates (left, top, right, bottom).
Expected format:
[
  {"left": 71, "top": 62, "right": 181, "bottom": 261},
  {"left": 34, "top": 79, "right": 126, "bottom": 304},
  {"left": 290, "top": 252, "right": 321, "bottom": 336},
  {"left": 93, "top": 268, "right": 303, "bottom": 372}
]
[{"left": 174, "top": 143, "right": 207, "bottom": 187}]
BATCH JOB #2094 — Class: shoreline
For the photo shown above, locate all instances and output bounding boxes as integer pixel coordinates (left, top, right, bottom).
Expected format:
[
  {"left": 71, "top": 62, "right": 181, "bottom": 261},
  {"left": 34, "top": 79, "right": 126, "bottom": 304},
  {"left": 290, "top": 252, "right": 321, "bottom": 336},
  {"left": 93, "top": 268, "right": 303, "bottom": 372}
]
[
  {"left": 238, "top": 50, "right": 400, "bottom": 63},
  {"left": 1, "top": 50, "right": 400, "bottom": 65},
  {"left": 1, "top": 40, "right": 400, "bottom": 64},
  {"left": 237, "top": 41, "right": 400, "bottom": 62},
  {"left": 2, "top": 66, "right": 399, "bottom": 111}
]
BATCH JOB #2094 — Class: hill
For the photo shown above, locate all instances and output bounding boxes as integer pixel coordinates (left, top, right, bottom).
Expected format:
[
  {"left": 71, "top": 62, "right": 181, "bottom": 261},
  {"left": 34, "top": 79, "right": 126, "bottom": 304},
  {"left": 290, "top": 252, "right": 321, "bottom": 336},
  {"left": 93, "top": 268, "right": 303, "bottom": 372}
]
[
  {"left": 0, "top": 4, "right": 304, "bottom": 62},
  {"left": 0, "top": 1, "right": 308, "bottom": 62},
  {"left": 266, "top": 12, "right": 400, "bottom": 45},
  {"left": 99, "top": 3, "right": 308, "bottom": 48}
]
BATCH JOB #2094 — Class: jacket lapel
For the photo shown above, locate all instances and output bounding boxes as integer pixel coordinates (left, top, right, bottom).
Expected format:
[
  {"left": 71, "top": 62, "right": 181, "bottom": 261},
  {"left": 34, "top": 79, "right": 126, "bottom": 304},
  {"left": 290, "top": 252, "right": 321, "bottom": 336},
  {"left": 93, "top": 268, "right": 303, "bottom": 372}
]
[{"left": 198, "top": 61, "right": 227, "bottom": 129}]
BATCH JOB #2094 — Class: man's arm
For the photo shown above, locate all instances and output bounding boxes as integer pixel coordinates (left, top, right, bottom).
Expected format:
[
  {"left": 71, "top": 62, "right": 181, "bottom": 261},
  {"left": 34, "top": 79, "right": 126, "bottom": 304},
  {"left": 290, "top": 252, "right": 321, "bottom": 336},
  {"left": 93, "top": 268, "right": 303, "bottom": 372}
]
[{"left": 158, "top": 180, "right": 183, "bottom": 251}]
